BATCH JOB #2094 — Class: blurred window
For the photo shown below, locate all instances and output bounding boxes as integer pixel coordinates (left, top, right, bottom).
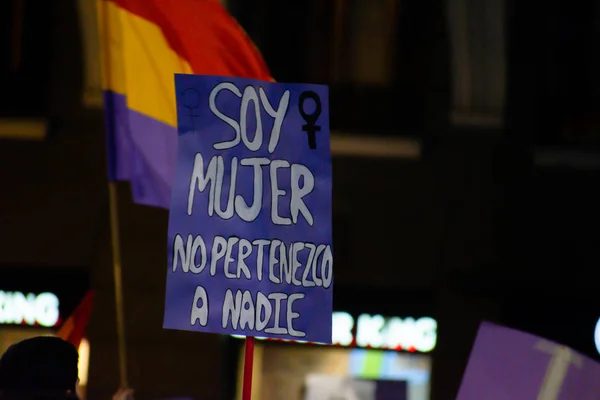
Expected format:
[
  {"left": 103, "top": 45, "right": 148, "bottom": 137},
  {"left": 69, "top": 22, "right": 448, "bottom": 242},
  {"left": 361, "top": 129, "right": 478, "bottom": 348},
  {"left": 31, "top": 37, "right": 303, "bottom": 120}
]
[
  {"left": 508, "top": 0, "right": 600, "bottom": 149},
  {"left": 0, "top": 0, "right": 52, "bottom": 118},
  {"left": 446, "top": 0, "right": 506, "bottom": 128},
  {"left": 231, "top": 0, "right": 446, "bottom": 136}
]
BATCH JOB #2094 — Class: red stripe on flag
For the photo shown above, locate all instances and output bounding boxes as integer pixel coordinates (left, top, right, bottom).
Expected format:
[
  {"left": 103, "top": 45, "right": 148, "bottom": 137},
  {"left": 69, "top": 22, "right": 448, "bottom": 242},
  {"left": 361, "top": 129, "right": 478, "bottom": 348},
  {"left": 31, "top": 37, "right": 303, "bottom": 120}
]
[
  {"left": 107, "top": 0, "right": 271, "bottom": 80},
  {"left": 57, "top": 290, "right": 95, "bottom": 349}
]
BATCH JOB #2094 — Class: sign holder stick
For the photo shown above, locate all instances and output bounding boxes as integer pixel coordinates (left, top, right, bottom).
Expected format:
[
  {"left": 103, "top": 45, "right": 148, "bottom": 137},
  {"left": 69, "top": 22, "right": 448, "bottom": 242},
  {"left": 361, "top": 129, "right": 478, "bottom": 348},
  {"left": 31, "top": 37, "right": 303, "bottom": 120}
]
[{"left": 242, "top": 336, "right": 255, "bottom": 400}]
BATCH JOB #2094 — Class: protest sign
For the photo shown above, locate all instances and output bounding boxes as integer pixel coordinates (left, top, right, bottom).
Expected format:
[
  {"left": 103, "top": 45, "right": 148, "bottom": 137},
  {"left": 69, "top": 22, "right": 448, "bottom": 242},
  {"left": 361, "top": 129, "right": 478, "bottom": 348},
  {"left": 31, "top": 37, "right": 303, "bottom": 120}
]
[
  {"left": 456, "top": 322, "right": 600, "bottom": 400},
  {"left": 163, "top": 74, "right": 332, "bottom": 344}
]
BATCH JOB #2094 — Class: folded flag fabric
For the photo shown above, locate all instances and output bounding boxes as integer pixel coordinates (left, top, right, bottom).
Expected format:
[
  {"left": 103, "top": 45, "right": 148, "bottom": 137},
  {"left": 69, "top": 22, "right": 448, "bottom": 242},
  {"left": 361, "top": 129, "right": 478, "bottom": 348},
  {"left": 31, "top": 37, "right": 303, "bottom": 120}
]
[
  {"left": 98, "top": 0, "right": 272, "bottom": 208},
  {"left": 56, "top": 290, "right": 95, "bottom": 349}
]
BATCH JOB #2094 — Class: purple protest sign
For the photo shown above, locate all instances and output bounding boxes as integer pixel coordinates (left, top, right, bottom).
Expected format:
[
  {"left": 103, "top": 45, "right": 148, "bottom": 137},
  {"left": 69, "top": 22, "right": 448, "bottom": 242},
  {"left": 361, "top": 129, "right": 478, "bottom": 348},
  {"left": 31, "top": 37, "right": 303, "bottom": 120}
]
[
  {"left": 163, "top": 74, "right": 332, "bottom": 343},
  {"left": 456, "top": 322, "right": 600, "bottom": 400}
]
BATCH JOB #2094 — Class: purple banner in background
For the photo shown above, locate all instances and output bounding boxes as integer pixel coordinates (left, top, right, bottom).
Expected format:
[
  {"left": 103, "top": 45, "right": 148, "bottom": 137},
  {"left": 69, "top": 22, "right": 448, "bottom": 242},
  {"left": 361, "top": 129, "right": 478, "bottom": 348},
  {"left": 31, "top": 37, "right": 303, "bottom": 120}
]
[
  {"left": 164, "top": 74, "right": 332, "bottom": 343},
  {"left": 456, "top": 322, "right": 600, "bottom": 400}
]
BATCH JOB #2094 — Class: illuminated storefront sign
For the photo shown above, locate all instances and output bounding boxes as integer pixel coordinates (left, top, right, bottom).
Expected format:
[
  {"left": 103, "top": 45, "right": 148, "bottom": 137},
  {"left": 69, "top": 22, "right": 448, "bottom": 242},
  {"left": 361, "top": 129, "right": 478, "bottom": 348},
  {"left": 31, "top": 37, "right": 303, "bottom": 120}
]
[
  {"left": 595, "top": 317, "right": 600, "bottom": 355},
  {"left": 234, "top": 312, "right": 438, "bottom": 353},
  {"left": 333, "top": 312, "right": 437, "bottom": 352},
  {"left": 0, "top": 290, "right": 60, "bottom": 327}
]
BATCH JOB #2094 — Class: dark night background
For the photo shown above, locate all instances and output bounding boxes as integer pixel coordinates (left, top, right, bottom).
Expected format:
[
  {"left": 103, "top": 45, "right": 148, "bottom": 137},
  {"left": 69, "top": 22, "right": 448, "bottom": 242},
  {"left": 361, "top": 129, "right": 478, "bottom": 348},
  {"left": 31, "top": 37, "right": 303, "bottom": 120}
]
[{"left": 0, "top": 0, "right": 599, "bottom": 399}]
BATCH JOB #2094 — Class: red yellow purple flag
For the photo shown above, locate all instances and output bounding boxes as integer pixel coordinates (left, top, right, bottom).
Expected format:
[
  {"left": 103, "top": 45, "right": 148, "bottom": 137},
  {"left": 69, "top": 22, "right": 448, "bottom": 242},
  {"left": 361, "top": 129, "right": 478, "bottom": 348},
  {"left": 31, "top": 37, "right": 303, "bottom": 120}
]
[
  {"left": 57, "top": 290, "right": 95, "bottom": 349},
  {"left": 98, "top": 0, "right": 272, "bottom": 207}
]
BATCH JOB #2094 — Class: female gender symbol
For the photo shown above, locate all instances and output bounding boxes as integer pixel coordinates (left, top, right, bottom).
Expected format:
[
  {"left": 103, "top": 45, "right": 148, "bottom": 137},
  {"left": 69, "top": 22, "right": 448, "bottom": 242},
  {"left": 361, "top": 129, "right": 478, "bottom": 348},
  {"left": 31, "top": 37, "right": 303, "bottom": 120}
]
[
  {"left": 298, "top": 90, "right": 322, "bottom": 150},
  {"left": 180, "top": 88, "right": 201, "bottom": 129}
]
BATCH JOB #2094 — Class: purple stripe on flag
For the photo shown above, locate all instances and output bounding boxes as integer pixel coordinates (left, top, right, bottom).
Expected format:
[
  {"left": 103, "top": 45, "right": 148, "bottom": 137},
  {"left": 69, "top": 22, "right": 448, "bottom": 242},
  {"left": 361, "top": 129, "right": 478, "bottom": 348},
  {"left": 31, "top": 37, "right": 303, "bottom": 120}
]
[
  {"left": 127, "top": 108, "right": 177, "bottom": 209},
  {"left": 104, "top": 90, "right": 133, "bottom": 181},
  {"left": 103, "top": 91, "right": 177, "bottom": 209}
]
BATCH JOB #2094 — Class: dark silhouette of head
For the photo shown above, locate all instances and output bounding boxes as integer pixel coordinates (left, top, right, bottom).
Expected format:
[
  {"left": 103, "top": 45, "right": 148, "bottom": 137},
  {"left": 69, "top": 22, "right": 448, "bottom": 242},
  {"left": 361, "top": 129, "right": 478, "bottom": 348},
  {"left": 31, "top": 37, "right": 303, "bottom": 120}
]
[{"left": 0, "top": 337, "right": 79, "bottom": 400}]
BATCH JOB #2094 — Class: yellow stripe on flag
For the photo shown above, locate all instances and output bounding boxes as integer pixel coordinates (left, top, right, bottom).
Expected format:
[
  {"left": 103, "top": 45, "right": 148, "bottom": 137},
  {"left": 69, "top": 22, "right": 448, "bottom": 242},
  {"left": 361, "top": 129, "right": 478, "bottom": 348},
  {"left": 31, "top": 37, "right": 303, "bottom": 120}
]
[
  {"left": 97, "top": 0, "right": 126, "bottom": 95},
  {"left": 99, "top": 1, "right": 192, "bottom": 126}
]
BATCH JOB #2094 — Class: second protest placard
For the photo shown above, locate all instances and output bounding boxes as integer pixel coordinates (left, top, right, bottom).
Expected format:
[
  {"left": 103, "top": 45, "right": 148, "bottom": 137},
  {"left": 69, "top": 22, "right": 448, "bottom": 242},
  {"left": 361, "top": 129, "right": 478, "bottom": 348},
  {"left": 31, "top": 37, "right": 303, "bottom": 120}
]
[{"left": 164, "top": 74, "right": 332, "bottom": 343}]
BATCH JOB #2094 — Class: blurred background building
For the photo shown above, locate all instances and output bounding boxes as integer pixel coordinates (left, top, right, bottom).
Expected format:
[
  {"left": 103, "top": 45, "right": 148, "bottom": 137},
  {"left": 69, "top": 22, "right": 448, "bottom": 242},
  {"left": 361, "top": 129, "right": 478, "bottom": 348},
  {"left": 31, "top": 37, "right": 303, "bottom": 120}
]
[{"left": 0, "top": 0, "right": 599, "bottom": 399}]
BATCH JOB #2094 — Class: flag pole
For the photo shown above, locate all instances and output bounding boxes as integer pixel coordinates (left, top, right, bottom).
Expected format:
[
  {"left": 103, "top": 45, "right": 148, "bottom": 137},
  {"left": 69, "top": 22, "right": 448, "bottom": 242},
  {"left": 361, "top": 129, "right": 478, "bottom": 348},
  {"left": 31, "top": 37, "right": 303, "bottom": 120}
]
[
  {"left": 108, "top": 181, "right": 129, "bottom": 388},
  {"left": 98, "top": 0, "right": 129, "bottom": 387}
]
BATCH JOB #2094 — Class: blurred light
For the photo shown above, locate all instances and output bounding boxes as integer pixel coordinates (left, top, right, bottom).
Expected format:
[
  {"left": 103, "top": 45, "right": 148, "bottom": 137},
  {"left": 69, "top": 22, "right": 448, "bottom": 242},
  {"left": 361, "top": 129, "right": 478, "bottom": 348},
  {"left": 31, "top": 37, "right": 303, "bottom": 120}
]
[
  {"left": 0, "top": 291, "right": 60, "bottom": 327},
  {"left": 594, "top": 318, "right": 600, "bottom": 355},
  {"left": 0, "top": 119, "right": 47, "bottom": 140},
  {"left": 534, "top": 148, "right": 600, "bottom": 170},
  {"left": 330, "top": 133, "right": 420, "bottom": 159},
  {"left": 78, "top": 338, "right": 90, "bottom": 386},
  {"left": 332, "top": 312, "right": 354, "bottom": 346},
  {"left": 232, "top": 312, "right": 436, "bottom": 352}
]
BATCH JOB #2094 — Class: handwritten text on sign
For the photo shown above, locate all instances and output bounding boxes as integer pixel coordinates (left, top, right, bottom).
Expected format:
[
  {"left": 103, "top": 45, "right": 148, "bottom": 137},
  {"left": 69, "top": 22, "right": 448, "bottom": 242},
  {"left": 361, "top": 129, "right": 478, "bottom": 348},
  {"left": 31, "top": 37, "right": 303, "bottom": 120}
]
[{"left": 164, "top": 75, "right": 332, "bottom": 343}]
